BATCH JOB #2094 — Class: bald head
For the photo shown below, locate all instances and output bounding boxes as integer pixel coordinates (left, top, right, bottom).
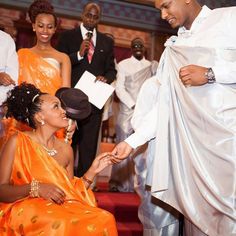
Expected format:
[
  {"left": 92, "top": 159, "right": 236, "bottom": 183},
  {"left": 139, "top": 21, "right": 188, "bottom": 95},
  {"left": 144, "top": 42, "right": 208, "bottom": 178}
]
[
  {"left": 131, "top": 37, "right": 145, "bottom": 60},
  {"left": 81, "top": 2, "right": 101, "bottom": 31}
]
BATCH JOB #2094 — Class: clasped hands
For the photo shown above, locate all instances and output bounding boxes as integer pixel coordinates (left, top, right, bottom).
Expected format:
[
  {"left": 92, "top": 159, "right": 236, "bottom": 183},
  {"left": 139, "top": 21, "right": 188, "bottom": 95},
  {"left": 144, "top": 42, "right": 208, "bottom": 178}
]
[{"left": 179, "top": 64, "right": 208, "bottom": 87}]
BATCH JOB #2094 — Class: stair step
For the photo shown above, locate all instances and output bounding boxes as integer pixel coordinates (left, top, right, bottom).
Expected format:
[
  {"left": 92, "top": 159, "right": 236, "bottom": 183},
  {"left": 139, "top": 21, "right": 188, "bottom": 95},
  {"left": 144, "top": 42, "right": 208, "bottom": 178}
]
[
  {"left": 116, "top": 222, "right": 143, "bottom": 236},
  {"left": 95, "top": 192, "right": 140, "bottom": 222}
]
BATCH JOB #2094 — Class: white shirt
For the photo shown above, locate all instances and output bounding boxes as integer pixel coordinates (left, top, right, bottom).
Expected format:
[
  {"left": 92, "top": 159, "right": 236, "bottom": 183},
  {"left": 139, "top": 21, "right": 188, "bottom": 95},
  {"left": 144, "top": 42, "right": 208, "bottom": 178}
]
[
  {"left": 116, "top": 56, "right": 151, "bottom": 109},
  {"left": 0, "top": 30, "right": 18, "bottom": 105},
  {"left": 126, "top": 6, "right": 236, "bottom": 148}
]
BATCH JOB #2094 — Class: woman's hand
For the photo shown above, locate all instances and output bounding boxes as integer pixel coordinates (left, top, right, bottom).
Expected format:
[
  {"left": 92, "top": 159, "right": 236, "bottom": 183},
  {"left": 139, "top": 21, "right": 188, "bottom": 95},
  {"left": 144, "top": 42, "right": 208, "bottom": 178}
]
[
  {"left": 90, "top": 152, "right": 113, "bottom": 174},
  {"left": 39, "top": 183, "right": 66, "bottom": 205}
]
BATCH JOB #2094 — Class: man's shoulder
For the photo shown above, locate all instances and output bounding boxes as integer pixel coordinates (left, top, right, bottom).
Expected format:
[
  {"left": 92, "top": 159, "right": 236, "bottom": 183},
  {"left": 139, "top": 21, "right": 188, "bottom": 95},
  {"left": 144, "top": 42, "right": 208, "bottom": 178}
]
[
  {"left": 97, "top": 31, "right": 113, "bottom": 43},
  {"left": 0, "top": 30, "right": 13, "bottom": 41},
  {"left": 60, "top": 27, "right": 81, "bottom": 37},
  {"left": 118, "top": 57, "right": 132, "bottom": 66},
  {"left": 212, "top": 6, "right": 236, "bottom": 16}
]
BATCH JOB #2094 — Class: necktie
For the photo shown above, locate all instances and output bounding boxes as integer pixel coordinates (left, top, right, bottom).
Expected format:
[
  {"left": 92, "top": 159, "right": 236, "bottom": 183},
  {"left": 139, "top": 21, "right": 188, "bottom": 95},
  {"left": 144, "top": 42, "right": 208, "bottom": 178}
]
[{"left": 86, "top": 32, "right": 94, "bottom": 64}]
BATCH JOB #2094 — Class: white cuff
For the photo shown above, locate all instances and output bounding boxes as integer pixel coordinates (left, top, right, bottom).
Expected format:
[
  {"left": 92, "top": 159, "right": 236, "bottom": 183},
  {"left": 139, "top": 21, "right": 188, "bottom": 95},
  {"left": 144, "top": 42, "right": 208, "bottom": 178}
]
[{"left": 77, "top": 51, "right": 83, "bottom": 61}]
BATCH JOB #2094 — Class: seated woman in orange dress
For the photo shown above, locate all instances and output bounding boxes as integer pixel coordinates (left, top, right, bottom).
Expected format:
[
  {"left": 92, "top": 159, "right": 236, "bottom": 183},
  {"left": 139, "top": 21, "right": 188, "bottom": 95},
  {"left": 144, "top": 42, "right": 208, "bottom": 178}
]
[
  {"left": 0, "top": 83, "right": 118, "bottom": 235},
  {"left": 0, "top": 0, "right": 71, "bottom": 149}
]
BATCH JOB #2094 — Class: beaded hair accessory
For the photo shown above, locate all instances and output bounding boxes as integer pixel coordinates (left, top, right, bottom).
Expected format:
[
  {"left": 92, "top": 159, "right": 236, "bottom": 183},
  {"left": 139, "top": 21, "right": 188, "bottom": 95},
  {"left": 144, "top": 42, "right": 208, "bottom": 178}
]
[{"left": 32, "top": 94, "right": 40, "bottom": 103}]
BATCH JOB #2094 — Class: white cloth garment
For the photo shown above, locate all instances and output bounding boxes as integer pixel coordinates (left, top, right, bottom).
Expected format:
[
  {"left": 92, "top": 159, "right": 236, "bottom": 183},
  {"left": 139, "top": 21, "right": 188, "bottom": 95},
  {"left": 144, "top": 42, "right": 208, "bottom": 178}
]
[
  {"left": 109, "top": 56, "right": 157, "bottom": 192},
  {"left": 125, "top": 6, "right": 236, "bottom": 235},
  {"left": 132, "top": 76, "right": 180, "bottom": 236},
  {"left": 0, "top": 30, "right": 18, "bottom": 106}
]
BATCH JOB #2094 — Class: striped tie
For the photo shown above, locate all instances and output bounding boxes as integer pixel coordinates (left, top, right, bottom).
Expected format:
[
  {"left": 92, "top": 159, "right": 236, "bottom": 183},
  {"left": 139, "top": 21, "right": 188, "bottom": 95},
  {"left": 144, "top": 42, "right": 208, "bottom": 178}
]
[{"left": 87, "top": 39, "right": 94, "bottom": 64}]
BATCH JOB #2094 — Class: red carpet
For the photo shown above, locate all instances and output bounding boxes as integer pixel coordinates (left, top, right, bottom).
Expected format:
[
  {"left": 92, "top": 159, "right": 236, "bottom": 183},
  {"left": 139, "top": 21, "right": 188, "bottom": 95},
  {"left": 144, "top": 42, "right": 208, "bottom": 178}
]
[
  {"left": 95, "top": 182, "right": 143, "bottom": 236},
  {"left": 96, "top": 142, "right": 143, "bottom": 235}
]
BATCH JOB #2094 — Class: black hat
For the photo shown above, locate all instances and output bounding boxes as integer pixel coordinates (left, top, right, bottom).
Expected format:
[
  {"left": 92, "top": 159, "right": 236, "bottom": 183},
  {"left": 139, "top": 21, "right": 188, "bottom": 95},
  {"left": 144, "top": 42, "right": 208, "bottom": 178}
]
[{"left": 55, "top": 87, "right": 91, "bottom": 120}]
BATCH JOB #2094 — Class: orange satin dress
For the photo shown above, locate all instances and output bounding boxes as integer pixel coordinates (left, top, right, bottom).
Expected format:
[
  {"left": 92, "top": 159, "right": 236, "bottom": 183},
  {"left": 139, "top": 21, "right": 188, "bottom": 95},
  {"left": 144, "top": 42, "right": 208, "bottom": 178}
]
[
  {"left": 0, "top": 48, "right": 64, "bottom": 150},
  {"left": 0, "top": 132, "right": 118, "bottom": 235}
]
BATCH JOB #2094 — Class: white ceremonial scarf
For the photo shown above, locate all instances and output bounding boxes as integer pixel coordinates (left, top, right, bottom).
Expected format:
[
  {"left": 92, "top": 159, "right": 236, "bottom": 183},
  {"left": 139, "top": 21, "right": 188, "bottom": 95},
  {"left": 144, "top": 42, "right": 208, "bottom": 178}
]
[{"left": 151, "top": 45, "right": 236, "bottom": 236}]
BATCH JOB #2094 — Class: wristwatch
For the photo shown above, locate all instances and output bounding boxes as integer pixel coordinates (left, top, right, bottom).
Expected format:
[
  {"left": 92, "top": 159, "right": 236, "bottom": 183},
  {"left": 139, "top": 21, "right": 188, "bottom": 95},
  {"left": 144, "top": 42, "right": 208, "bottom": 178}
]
[{"left": 205, "top": 68, "right": 216, "bottom": 84}]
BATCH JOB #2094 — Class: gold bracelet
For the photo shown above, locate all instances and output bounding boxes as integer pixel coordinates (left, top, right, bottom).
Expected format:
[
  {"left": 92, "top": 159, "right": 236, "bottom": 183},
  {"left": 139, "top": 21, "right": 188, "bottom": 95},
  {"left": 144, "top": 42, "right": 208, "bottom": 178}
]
[
  {"left": 29, "top": 179, "right": 40, "bottom": 198},
  {"left": 82, "top": 175, "right": 93, "bottom": 186}
]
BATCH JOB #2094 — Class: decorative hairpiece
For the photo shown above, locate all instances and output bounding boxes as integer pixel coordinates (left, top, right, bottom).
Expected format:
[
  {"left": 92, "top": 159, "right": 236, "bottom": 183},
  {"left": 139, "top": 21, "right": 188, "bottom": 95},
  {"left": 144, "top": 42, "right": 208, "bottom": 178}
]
[{"left": 32, "top": 94, "right": 40, "bottom": 103}]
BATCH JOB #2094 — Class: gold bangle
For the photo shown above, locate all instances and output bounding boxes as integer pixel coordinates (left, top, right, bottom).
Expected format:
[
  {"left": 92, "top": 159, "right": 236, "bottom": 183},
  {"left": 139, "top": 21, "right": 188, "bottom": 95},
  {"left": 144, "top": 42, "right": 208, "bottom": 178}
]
[
  {"left": 29, "top": 179, "right": 40, "bottom": 198},
  {"left": 82, "top": 175, "right": 93, "bottom": 186}
]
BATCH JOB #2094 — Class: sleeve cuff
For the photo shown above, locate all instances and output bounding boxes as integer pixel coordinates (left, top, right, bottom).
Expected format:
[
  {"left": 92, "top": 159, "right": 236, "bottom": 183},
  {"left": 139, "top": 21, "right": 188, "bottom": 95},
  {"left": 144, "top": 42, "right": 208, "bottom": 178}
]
[
  {"left": 125, "top": 132, "right": 148, "bottom": 149},
  {"left": 77, "top": 51, "right": 83, "bottom": 61}
]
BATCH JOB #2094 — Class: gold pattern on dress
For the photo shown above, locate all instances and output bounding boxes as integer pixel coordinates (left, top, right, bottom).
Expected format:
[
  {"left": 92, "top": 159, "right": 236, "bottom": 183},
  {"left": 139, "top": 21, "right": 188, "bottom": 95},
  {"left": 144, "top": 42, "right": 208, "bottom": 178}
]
[
  {"left": 81, "top": 191, "right": 86, "bottom": 198},
  {"left": 46, "top": 202, "right": 53, "bottom": 206},
  {"left": 84, "top": 210, "right": 91, "bottom": 214},
  {"left": 19, "top": 224, "right": 24, "bottom": 235},
  {"left": 47, "top": 210, "right": 53, "bottom": 214},
  {"left": 52, "top": 221, "right": 61, "bottom": 230},
  {"left": 87, "top": 224, "right": 96, "bottom": 232},
  {"left": 70, "top": 218, "right": 79, "bottom": 225},
  {"left": 103, "top": 228, "right": 109, "bottom": 236},
  {"left": 38, "top": 231, "right": 45, "bottom": 235},
  {"left": 31, "top": 215, "right": 38, "bottom": 223},
  {"left": 17, "top": 208, "right": 24, "bottom": 216},
  {"left": 16, "top": 171, "right": 22, "bottom": 179},
  {"left": 0, "top": 210, "right": 4, "bottom": 217}
]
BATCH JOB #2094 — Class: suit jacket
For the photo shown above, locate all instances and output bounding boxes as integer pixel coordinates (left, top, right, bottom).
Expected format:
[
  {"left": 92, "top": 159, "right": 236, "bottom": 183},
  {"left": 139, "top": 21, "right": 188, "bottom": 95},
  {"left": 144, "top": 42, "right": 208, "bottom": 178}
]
[{"left": 57, "top": 27, "right": 116, "bottom": 88}]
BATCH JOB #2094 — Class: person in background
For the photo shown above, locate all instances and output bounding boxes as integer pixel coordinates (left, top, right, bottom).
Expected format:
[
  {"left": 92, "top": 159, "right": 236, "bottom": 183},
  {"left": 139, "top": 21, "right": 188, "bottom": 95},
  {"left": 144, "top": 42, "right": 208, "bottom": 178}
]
[
  {"left": 0, "top": 83, "right": 118, "bottom": 235},
  {"left": 57, "top": 2, "right": 116, "bottom": 179},
  {"left": 109, "top": 37, "right": 158, "bottom": 192},
  {"left": 18, "top": 0, "right": 71, "bottom": 92},
  {"left": 111, "top": 0, "right": 236, "bottom": 235},
  {"left": 0, "top": 30, "right": 18, "bottom": 151}
]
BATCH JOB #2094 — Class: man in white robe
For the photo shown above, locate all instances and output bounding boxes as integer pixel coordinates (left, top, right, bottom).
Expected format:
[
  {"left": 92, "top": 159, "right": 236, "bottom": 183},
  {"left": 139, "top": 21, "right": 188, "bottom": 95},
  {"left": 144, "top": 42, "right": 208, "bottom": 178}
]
[
  {"left": 132, "top": 76, "right": 181, "bottom": 236},
  {"left": 109, "top": 38, "right": 158, "bottom": 192},
  {"left": 111, "top": 1, "right": 236, "bottom": 235}
]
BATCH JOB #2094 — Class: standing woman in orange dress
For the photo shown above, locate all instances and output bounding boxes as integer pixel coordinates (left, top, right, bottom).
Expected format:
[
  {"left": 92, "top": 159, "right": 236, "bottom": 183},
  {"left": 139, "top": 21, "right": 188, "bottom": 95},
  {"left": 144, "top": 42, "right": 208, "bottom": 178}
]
[
  {"left": 18, "top": 0, "right": 71, "bottom": 92},
  {"left": 0, "top": 0, "right": 71, "bottom": 146}
]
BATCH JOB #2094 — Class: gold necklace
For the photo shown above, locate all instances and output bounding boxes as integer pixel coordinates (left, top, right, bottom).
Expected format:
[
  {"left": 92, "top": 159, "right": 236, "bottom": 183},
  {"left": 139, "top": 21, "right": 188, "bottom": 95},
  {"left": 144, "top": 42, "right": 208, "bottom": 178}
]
[
  {"left": 35, "top": 133, "right": 58, "bottom": 157},
  {"left": 42, "top": 145, "right": 58, "bottom": 157}
]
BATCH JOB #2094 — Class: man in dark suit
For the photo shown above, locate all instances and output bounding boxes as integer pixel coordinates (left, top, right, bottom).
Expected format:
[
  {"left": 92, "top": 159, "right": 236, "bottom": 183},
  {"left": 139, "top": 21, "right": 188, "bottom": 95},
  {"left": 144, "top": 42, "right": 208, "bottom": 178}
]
[{"left": 57, "top": 2, "right": 116, "bottom": 178}]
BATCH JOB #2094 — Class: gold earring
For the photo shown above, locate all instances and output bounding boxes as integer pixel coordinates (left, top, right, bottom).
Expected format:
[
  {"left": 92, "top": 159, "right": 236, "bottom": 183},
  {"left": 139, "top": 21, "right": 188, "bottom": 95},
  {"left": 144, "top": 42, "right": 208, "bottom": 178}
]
[
  {"left": 33, "top": 28, "right": 36, "bottom": 32},
  {"left": 41, "top": 120, "right": 45, "bottom": 126}
]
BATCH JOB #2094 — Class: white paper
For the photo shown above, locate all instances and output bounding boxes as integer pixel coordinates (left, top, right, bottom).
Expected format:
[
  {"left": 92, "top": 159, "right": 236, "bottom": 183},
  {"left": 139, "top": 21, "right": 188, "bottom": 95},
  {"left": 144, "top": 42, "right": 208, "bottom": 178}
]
[{"left": 74, "top": 71, "right": 115, "bottom": 109}]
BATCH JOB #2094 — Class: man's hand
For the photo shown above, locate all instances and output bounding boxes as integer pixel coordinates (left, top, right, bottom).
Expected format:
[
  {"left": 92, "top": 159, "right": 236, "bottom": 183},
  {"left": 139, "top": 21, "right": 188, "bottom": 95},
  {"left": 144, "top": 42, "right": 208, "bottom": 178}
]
[
  {"left": 111, "top": 141, "right": 133, "bottom": 163},
  {"left": 95, "top": 76, "right": 107, "bottom": 83},
  {"left": 0, "top": 72, "right": 16, "bottom": 86},
  {"left": 79, "top": 39, "right": 90, "bottom": 57},
  {"left": 179, "top": 65, "right": 208, "bottom": 87}
]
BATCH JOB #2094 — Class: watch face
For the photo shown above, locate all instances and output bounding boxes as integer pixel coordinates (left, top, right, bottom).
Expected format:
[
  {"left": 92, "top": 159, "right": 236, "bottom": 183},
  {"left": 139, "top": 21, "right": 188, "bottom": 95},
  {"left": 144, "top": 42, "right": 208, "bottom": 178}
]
[{"left": 206, "top": 68, "right": 216, "bottom": 84}]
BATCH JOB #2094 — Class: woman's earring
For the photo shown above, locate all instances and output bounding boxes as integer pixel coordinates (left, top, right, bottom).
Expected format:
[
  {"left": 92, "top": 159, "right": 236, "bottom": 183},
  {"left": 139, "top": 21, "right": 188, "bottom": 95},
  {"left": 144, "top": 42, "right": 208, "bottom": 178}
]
[
  {"left": 33, "top": 28, "right": 36, "bottom": 32},
  {"left": 41, "top": 120, "right": 45, "bottom": 126}
]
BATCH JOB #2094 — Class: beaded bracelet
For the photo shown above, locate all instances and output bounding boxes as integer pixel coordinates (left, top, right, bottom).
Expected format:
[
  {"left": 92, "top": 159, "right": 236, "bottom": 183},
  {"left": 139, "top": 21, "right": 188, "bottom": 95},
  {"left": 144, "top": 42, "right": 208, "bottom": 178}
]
[
  {"left": 82, "top": 175, "right": 93, "bottom": 186},
  {"left": 29, "top": 179, "right": 40, "bottom": 198}
]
